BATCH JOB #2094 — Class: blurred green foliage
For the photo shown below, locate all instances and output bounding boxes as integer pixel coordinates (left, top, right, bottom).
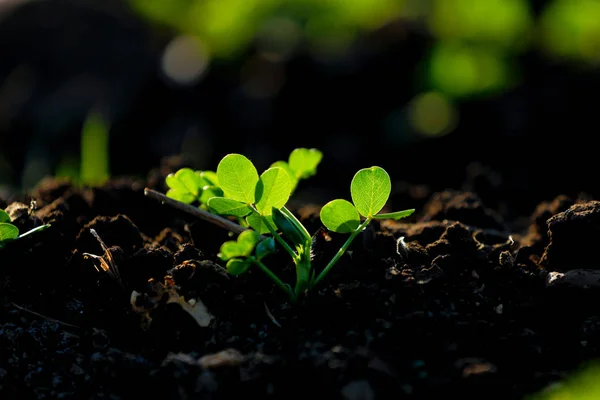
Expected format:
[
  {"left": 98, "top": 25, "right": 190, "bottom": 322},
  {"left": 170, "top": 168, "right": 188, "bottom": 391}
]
[
  {"left": 528, "top": 361, "right": 600, "bottom": 400},
  {"left": 128, "top": 0, "right": 600, "bottom": 100},
  {"left": 55, "top": 111, "right": 110, "bottom": 187}
]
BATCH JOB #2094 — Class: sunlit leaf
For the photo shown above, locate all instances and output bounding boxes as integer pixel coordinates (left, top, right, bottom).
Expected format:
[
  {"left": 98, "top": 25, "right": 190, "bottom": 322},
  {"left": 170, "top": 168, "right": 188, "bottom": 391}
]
[
  {"left": 207, "top": 197, "right": 252, "bottom": 217},
  {"left": 218, "top": 229, "right": 261, "bottom": 260},
  {"left": 351, "top": 166, "right": 391, "bottom": 217},
  {"left": 320, "top": 199, "right": 360, "bottom": 233},
  {"left": 255, "top": 167, "right": 291, "bottom": 215},
  {"left": 0, "top": 210, "right": 10, "bottom": 223},
  {"left": 246, "top": 212, "right": 276, "bottom": 234},
  {"left": 217, "top": 154, "right": 259, "bottom": 203},
  {"left": 0, "top": 223, "right": 19, "bottom": 242}
]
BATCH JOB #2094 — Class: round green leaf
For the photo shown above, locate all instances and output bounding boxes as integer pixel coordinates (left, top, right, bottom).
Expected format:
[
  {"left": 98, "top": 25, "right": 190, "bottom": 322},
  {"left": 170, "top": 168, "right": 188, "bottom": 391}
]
[
  {"left": 320, "top": 199, "right": 360, "bottom": 233},
  {"left": 351, "top": 166, "right": 391, "bottom": 217},
  {"left": 289, "top": 148, "right": 323, "bottom": 179},
  {"left": 0, "top": 210, "right": 11, "bottom": 223},
  {"left": 255, "top": 167, "right": 291, "bottom": 215},
  {"left": 218, "top": 230, "right": 260, "bottom": 260},
  {"left": 166, "top": 188, "right": 196, "bottom": 204},
  {"left": 166, "top": 168, "right": 203, "bottom": 197},
  {"left": 246, "top": 212, "right": 277, "bottom": 234},
  {"left": 207, "top": 197, "right": 252, "bottom": 217},
  {"left": 217, "top": 154, "right": 259, "bottom": 203},
  {"left": 0, "top": 222, "right": 19, "bottom": 242},
  {"left": 226, "top": 258, "right": 252, "bottom": 275}
]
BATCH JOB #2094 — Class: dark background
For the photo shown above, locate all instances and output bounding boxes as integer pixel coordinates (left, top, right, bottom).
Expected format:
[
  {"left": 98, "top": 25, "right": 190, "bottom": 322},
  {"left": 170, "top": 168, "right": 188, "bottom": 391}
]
[{"left": 1, "top": 0, "right": 599, "bottom": 216}]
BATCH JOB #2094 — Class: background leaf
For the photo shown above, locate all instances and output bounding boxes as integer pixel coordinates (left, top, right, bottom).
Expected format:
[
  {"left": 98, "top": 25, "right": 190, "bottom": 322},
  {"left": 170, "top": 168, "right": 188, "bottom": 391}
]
[
  {"left": 255, "top": 167, "right": 291, "bottom": 215},
  {"left": 288, "top": 148, "right": 323, "bottom": 179},
  {"left": 217, "top": 154, "right": 259, "bottom": 203},
  {"left": 0, "top": 223, "right": 19, "bottom": 242},
  {"left": 320, "top": 199, "right": 360, "bottom": 233},
  {"left": 351, "top": 166, "right": 391, "bottom": 217}
]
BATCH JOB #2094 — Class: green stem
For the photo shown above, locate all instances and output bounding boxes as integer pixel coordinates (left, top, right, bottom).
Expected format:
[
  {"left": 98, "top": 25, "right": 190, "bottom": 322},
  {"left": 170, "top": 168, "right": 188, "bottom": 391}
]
[
  {"left": 281, "top": 206, "right": 312, "bottom": 242},
  {"left": 314, "top": 217, "right": 372, "bottom": 285},
  {"left": 253, "top": 258, "right": 296, "bottom": 302},
  {"left": 253, "top": 209, "right": 297, "bottom": 260}
]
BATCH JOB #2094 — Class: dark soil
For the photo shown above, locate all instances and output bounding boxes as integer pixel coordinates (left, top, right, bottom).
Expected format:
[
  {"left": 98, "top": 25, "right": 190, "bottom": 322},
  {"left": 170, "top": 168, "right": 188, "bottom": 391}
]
[{"left": 1, "top": 159, "right": 600, "bottom": 400}]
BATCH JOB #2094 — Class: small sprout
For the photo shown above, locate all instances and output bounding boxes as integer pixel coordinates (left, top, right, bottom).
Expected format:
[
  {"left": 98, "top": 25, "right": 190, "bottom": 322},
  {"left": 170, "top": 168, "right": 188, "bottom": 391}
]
[
  {"left": 147, "top": 149, "right": 414, "bottom": 303},
  {"left": 0, "top": 208, "right": 50, "bottom": 250}
]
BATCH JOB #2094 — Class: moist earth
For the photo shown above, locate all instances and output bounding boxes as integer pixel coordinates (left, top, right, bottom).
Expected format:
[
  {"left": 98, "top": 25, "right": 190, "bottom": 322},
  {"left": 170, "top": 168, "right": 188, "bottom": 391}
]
[{"left": 1, "top": 159, "right": 599, "bottom": 400}]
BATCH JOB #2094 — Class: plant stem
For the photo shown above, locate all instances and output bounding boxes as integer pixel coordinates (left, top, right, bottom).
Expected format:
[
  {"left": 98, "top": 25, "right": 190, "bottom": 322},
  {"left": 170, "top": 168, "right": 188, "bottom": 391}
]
[
  {"left": 281, "top": 206, "right": 311, "bottom": 242},
  {"left": 253, "top": 258, "right": 296, "bottom": 302},
  {"left": 314, "top": 217, "right": 372, "bottom": 285},
  {"left": 144, "top": 188, "right": 249, "bottom": 235}
]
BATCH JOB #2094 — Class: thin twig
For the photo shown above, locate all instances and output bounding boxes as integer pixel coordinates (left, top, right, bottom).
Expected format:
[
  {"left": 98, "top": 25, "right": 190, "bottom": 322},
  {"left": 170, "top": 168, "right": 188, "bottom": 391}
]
[
  {"left": 10, "top": 302, "right": 82, "bottom": 331},
  {"left": 144, "top": 188, "right": 249, "bottom": 235}
]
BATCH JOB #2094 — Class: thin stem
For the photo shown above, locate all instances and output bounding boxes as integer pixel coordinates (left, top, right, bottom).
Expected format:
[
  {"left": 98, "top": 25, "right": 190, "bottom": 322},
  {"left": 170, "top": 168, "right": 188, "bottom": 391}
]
[
  {"left": 252, "top": 207, "right": 297, "bottom": 260},
  {"left": 314, "top": 217, "right": 372, "bottom": 285},
  {"left": 281, "top": 206, "right": 311, "bottom": 242},
  {"left": 253, "top": 258, "right": 296, "bottom": 302},
  {"left": 144, "top": 188, "right": 248, "bottom": 235}
]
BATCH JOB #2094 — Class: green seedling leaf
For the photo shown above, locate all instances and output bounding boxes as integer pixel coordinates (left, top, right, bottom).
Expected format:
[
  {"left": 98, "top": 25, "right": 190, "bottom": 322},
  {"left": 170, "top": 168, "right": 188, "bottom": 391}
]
[
  {"left": 272, "top": 207, "right": 309, "bottom": 247},
  {"left": 166, "top": 168, "right": 205, "bottom": 204},
  {"left": 226, "top": 258, "right": 252, "bottom": 275},
  {"left": 288, "top": 148, "right": 323, "bottom": 179},
  {"left": 217, "top": 154, "right": 258, "bottom": 203},
  {"left": 199, "top": 170, "right": 219, "bottom": 186},
  {"left": 246, "top": 212, "right": 277, "bottom": 234},
  {"left": 207, "top": 197, "right": 252, "bottom": 217},
  {"left": 0, "top": 210, "right": 10, "bottom": 223},
  {"left": 218, "top": 230, "right": 261, "bottom": 261},
  {"left": 373, "top": 209, "right": 416, "bottom": 220},
  {"left": 0, "top": 223, "right": 19, "bottom": 242},
  {"left": 320, "top": 199, "right": 361, "bottom": 233},
  {"left": 255, "top": 167, "right": 291, "bottom": 215},
  {"left": 199, "top": 186, "right": 224, "bottom": 205},
  {"left": 351, "top": 166, "right": 391, "bottom": 218},
  {"left": 256, "top": 237, "right": 276, "bottom": 259},
  {"left": 270, "top": 161, "right": 297, "bottom": 188},
  {"left": 166, "top": 189, "right": 196, "bottom": 204}
]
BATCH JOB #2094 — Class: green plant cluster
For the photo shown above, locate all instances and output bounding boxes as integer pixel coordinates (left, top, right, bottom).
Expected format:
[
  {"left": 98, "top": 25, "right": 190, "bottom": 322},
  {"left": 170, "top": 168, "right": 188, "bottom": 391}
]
[{"left": 164, "top": 148, "right": 414, "bottom": 302}]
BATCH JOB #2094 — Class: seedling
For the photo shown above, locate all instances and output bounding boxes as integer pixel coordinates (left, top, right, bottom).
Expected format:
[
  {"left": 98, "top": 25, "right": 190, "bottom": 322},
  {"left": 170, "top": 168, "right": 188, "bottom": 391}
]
[
  {"left": 0, "top": 209, "right": 51, "bottom": 250},
  {"left": 146, "top": 149, "right": 414, "bottom": 303},
  {"left": 164, "top": 148, "right": 322, "bottom": 207}
]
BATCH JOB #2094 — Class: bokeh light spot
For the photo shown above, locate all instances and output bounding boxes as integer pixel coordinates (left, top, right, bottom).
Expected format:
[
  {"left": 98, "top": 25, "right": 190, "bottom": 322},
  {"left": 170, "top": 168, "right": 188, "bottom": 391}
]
[
  {"left": 161, "top": 35, "right": 209, "bottom": 85},
  {"left": 408, "top": 91, "right": 457, "bottom": 137}
]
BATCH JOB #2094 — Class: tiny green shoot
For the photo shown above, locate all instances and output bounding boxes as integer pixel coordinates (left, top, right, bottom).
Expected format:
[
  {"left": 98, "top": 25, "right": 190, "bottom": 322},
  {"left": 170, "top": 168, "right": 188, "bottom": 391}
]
[
  {"left": 149, "top": 149, "right": 414, "bottom": 303},
  {"left": 0, "top": 209, "right": 50, "bottom": 250}
]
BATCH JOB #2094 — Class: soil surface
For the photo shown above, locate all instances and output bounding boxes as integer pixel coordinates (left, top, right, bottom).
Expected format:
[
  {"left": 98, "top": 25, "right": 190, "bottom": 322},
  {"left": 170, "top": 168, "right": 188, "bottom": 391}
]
[{"left": 1, "top": 158, "right": 600, "bottom": 400}]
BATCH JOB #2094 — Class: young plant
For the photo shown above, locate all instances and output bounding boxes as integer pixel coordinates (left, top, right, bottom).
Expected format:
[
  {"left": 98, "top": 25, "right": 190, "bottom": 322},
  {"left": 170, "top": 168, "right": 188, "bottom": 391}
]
[
  {"left": 164, "top": 148, "right": 322, "bottom": 207},
  {"left": 0, "top": 209, "right": 50, "bottom": 250},
  {"left": 150, "top": 150, "right": 414, "bottom": 303}
]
